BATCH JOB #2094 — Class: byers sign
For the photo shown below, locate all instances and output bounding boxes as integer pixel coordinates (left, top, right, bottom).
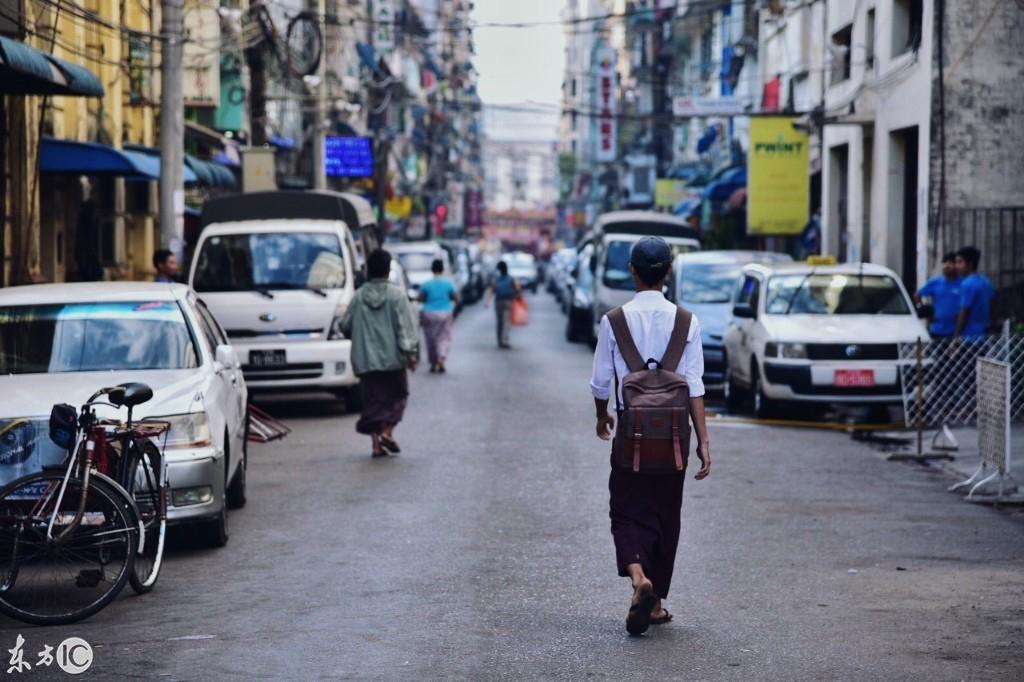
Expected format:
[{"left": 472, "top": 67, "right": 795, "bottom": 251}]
[{"left": 747, "top": 118, "right": 810, "bottom": 235}]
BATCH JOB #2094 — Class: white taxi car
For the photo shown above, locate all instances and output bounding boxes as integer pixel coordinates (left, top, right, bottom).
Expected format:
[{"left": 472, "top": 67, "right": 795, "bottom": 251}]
[
  {"left": 0, "top": 283, "right": 249, "bottom": 547},
  {"left": 723, "top": 262, "right": 928, "bottom": 417}
]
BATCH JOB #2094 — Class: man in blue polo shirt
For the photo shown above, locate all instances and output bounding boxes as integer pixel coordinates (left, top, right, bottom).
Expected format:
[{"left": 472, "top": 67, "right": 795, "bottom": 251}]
[
  {"left": 914, "top": 252, "right": 961, "bottom": 338},
  {"left": 953, "top": 245, "right": 994, "bottom": 341}
]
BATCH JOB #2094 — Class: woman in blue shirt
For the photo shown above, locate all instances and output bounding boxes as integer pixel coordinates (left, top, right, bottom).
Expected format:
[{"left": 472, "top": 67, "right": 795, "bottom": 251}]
[{"left": 418, "top": 259, "right": 459, "bottom": 373}]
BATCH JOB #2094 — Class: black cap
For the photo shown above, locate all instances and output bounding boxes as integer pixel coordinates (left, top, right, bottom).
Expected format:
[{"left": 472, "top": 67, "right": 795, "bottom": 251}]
[{"left": 629, "top": 236, "right": 672, "bottom": 271}]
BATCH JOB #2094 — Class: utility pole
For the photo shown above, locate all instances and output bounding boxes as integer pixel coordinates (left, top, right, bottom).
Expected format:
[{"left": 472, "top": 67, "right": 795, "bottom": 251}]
[
  {"left": 312, "top": 0, "right": 327, "bottom": 189},
  {"left": 159, "top": 0, "right": 186, "bottom": 260}
]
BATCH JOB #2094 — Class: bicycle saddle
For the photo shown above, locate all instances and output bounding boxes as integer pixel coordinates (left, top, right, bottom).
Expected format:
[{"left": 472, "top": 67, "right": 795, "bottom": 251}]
[{"left": 107, "top": 383, "right": 154, "bottom": 408}]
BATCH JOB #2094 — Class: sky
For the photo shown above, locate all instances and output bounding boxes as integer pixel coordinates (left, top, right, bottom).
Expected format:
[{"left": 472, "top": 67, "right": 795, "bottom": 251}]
[{"left": 471, "top": 0, "right": 565, "bottom": 142}]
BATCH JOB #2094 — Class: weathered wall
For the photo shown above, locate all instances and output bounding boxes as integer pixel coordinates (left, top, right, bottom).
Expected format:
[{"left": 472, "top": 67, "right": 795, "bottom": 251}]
[{"left": 931, "top": 0, "right": 1024, "bottom": 210}]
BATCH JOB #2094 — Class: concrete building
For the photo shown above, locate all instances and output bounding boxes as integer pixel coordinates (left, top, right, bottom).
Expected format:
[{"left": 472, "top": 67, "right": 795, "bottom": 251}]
[
  {"left": 482, "top": 138, "right": 559, "bottom": 214},
  {"left": 820, "top": 0, "right": 1024, "bottom": 293}
]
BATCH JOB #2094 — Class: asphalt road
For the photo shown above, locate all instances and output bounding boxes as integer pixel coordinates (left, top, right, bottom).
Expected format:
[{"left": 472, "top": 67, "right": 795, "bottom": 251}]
[{"left": 3, "top": 294, "right": 1023, "bottom": 681}]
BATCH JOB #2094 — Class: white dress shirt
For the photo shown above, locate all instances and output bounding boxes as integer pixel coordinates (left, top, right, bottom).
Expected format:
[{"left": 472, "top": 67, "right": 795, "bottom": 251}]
[{"left": 590, "top": 290, "right": 705, "bottom": 405}]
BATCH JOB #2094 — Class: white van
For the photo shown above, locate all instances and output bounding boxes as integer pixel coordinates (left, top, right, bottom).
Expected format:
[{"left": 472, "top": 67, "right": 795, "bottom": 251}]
[
  {"left": 191, "top": 191, "right": 377, "bottom": 406},
  {"left": 588, "top": 211, "right": 702, "bottom": 339}
]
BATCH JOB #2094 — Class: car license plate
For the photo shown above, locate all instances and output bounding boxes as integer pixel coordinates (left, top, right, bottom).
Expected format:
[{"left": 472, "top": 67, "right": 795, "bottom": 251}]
[
  {"left": 834, "top": 369, "right": 875, "bottom": 387},
  {"left": 249, "top": 349, "right": 286, "bottom": 368}
]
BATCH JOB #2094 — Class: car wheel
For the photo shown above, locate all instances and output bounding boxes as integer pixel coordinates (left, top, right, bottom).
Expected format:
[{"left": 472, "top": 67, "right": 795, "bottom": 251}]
[
  {"left": 342, "top": 386, "right": 363, "bottom": 413},
  {"left": 226, "top": 417, "right": 248, "bottom": 510},
  {"left": 201, "top": 441, "right": 230, "bottom": 548},
  {"left": 750, "top": 362, "right": 776, "bottom": 420},
  {"left": 724, "top": 360, "right": 744, "bottom": 413}
]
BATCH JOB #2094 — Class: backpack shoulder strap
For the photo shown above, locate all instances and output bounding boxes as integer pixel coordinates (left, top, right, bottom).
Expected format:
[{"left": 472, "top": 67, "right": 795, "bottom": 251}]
[
  {"left": 660, "top": 306, "right": 692, "bottom": 373},
  {"left": 607, "top": 307, "right": 645, "bottom": 373}
]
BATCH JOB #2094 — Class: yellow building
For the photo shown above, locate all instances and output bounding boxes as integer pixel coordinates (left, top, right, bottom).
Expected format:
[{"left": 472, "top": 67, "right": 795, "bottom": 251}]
[{"left": 2, "top": 0, "right": 159, "bottom": 286}]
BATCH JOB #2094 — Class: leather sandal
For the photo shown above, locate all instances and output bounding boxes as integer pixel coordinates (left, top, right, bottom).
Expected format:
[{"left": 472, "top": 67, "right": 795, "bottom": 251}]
[
  {"left": 380, "top": 435, "right": 401, "bottom": 454},
  {"left": 625, "top": 582, "right": 657, "bottom": 635},
  {"left": 650, "top": 609, "right": 673, "bottom": 625}
]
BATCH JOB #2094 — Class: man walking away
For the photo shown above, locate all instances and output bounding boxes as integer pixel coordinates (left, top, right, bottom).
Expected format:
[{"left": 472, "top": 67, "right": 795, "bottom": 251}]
[
  {"left": 914, "top": 252, "right": 961, "bottom": 339},
  {"left": 486, "top": 261, "right": 520, "bottom": 349},
  {"left": 590, "top": 236, "right": 711, "bottom": 636},
  {"left": 419, "top": 258, "right": 459, "bottom": 373},
  {"left": 340, "top": 250, "right": 420, "bottom": 458},
  {"left": 953, "top": 246, "right": 995, "bottom": 342},
  {"left": 153, "top": 249, "right": 179, "bottom": 283}
]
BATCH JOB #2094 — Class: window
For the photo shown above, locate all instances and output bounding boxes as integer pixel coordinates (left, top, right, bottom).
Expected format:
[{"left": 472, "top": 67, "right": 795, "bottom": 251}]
[
  {"left": 764, "top": 274, "right": 912, "bottom": 315},
  {"left": 865, "top": 8, "right": 876, "bottom": 71},
  {"left": 699, "top": 29, "right": 713, "bottom": 81},
  {"left": 830, "top": 25, "right": 852, "bottom": 85},
  {"left": 678, "top": 264, "right": 744, "bottom": 304},
  {"left": 570, "top": 78, "right": 576, "bottom": 97},
  {"left": 0, "top": 302, "right": 199, "bottom": 374},
  {"left": 193, "top": 300, "right": 228, "bottom": 354},
  {"left": 193, "top": 232, "right": 347, "bottom": 293},
  {"left": 892, "top": 0, "right": 922, "bottom": 57}
]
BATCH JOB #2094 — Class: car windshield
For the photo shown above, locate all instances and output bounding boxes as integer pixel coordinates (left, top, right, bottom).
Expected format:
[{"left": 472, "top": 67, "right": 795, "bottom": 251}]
[
  {"left": 0, "top": 301, "right": 199, "bottom": 374},
  {"left": 193, "top": 232, "right": 346, "bottom": 292},
  {"left": 504, "top": 254, "right": 535, "bottom": 269},
  {"left": 764, "top": 274, "right": 911, "bottom": 315},
  {"left": 679, "top": 264, "right": 742, "bottom": 304},
  {"left": 604, "top": 240, "right": 697, "bottom": 290},
  {"left": 396, "top": 252, "right": 436, "bottom": 273}
]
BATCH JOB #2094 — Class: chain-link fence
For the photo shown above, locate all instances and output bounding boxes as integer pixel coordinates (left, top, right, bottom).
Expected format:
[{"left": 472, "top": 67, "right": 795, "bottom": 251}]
[{"left": 898, "top": 328, "right": 1024, "bottom": 429}]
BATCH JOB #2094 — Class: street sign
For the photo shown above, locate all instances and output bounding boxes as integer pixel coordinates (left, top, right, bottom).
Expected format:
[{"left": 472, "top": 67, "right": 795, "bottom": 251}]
[
  {"left": 977, "top": 358, "right": 1011, "bottom": 474},
  {"left": 594, "top": 46, "right": 617, "bottom": 162},
  {"left": 672, "top": 95, "right": 745, "bottom": 117},
  {"left": 373, "top": 0, "right": 395, "bottom": 52}
]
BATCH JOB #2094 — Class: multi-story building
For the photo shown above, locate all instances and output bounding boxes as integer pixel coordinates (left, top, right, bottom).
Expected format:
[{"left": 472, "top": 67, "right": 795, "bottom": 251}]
[
  {"left": 818, "top": 0, "right": 1024, "bottom": 300},
  {"left": 482, "top": 138, "right": 559, "bottom": 214}
]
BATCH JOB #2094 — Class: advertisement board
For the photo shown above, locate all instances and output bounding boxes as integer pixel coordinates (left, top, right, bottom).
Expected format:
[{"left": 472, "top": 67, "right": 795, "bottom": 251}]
[
  {"left": 324, "top": 137, "right": 374, "bottom": 178},
  {"left": 747, "top": 117, "right": 809, "bottom": 235},
  {"left": 594, "top": 47, "right": 617, "bottom": 162}
]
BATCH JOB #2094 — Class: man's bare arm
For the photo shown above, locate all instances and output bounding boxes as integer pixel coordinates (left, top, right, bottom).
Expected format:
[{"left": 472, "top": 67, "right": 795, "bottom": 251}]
[{"left": 689, "top": 396, "right": 711, "bottom": 479}]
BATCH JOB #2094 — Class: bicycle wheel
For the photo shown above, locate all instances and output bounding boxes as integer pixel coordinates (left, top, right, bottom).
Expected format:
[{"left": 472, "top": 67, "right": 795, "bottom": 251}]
[
  {"left": 0, "top": 472, "right": 138, "bottom": 625},
  {"left": 125, "top": 441, "right": 166, "bottom": 594}
]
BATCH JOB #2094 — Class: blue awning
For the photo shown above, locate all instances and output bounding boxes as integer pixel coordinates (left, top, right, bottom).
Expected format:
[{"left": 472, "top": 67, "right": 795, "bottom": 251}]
[
  {"left": 185, "top": 155, "right": 237, "bottom": 188},
  {"left": 40, "top": 138, "right": 151, "bottom": 178},
  {"left": 123, "top": 144, "right": 198, "bottom": 183},
  {"left": 0, "top": 36, "right": 103, "bottom": 96}
]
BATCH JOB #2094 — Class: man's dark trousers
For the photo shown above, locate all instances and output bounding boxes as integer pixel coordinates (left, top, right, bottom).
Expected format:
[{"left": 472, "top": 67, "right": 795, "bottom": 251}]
[{"left": 609, "top": 467, "right": 686, "bottom": 599}]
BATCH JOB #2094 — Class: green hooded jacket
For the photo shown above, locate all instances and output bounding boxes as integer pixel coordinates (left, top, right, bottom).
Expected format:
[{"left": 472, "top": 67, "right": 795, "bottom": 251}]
[{"left": 339, "top": 279, "right": 419, "bottom": 376}]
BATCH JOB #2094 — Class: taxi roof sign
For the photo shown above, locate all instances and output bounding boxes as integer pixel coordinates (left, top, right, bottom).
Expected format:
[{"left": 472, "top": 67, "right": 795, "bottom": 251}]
[{"left": 807, "top": 255, "right": 837, "bottom": 265}]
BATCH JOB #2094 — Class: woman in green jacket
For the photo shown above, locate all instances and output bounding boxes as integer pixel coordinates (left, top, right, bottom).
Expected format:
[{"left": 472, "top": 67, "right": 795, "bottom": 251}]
[{"left": 340, "top": 249, "right": 420, "bottom": 457}]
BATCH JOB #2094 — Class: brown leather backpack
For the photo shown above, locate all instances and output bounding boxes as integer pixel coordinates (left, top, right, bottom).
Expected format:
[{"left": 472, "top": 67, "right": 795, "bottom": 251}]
[{"left": 608, "top": 306, "right": 693, "bottom": 475}]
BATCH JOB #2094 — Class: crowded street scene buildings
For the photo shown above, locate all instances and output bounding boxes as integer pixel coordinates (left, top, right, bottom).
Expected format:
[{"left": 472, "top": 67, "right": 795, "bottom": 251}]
[{"left": 0, "top": 0, "right": 1023, "bottom": 679}]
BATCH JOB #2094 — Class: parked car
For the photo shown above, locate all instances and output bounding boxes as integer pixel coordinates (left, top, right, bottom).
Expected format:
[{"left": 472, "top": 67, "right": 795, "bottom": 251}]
[
  {"left": 191, "top": 191, "right": 366, "bottom": 408},
  {"left": 503, "top": 252, "right": 540, "bottom": 293},
  {"left": 588, "top": 211, "right": 701, "bottom": 340},
  {"left": 547, "top": 247, "right": 577, "bottom": 305},
  {"left": 565, "top": 243, "right": 596, "bottom": 344},
  {"left": 672, "top": 251, "right": 793, "bottom": 390},
  {"left": 0, "top": 282, "right": 249, "bottom": 547},
  {"left": 389, "top": 241, "right": 453, "bottom": 295},
  {"left": 722, "top": 262, "right": 929, "bottom": 417},
  {"left": 389, "top": 258, "right": 421, "bottom": 320},
  {"left": 441, "top": 240, "right": 478, "bottom": 304}
]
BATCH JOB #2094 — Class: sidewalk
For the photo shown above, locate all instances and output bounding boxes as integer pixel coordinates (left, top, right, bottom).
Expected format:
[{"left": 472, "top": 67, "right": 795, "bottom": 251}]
[{"left": 861, "top": 424, "right": 1024, "bottom": 503}]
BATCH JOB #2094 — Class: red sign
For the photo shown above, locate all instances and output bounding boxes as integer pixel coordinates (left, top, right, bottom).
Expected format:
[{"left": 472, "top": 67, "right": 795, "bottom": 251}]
[{"left": 595, "top": 47, "right": 616, "bottom": 162}]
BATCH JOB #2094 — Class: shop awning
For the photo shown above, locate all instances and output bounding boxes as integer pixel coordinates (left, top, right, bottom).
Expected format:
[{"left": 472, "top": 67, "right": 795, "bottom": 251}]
[
  {"left": 185, "top": 155, "right": 237, "bottom": 188},
  {"left": 0, "top": 36, "right": 104, "bottom": 96},
  {"left": 42, "top": 138, "right": 199, "bottom": 182},
  {"left": 40, "top": 138, "right": 156, "bottom": 178}
]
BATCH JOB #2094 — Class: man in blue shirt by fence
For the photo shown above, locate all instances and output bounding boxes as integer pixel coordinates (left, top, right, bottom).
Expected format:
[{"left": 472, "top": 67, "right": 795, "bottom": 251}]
[
  {"left": 953, "top": 245, "right": 995, "bottom": 342},
  {"left": 915, "top": 252, "right": 961, "bottom": 338}
]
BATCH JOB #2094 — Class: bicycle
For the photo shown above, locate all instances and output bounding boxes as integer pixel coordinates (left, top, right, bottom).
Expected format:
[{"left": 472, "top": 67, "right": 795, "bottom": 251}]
[{"left": 0, "top": 383, "right": 169, "bottom": 625}]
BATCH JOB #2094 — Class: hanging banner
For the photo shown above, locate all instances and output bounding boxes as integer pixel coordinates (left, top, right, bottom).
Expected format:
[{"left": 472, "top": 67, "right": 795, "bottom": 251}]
[
  {"left": 747, "top": 117, "right": 809, "bottom": 235},
  {"left": 594, "top": 47, "right": 617, "bottom": 162},
  {"left": 373, "top": 0, "right": 395, "bottom": 53}
]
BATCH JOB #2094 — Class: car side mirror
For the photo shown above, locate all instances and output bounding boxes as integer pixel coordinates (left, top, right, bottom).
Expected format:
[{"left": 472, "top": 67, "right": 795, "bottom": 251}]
[
  {"left": 915, "top": 302, "right": 934, "bottom": 319},
  {"left": 215, "top": 344, "right": 236, "bottom": 370},
  {"left": 732, "top": 302, "right": 756, "bottom": 319}
]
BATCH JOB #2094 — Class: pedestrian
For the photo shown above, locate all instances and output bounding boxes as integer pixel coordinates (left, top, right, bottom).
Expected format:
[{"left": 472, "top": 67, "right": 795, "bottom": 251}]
[
  {"left": 914, "top": 252, "right": 961, "bottom": 339},
  {"left": 419, "top": 258, "right": 459, "bottom": 373},
  {"left": 589, "top": 236, "right": 711, "bottom": 636},
  {"left": 953, "top": 245, "right": 995, "bottom": 342},
  {"left": 153, "top": 249, "right": 179, "bottom": 283},
  {"left": 339, "top": 249, "right": 420, "bottom": 458},
  {"left": 485, "top": 260, "right": 520, "bottom": 349}
]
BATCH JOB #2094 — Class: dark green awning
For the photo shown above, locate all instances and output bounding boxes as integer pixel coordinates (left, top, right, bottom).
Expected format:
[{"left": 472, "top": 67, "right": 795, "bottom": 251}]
[{"left": 0, "top": 36, "right": 104, "bottom": 97}]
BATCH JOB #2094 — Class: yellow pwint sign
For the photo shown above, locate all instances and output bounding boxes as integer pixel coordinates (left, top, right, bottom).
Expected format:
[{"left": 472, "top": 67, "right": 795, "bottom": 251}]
[{"left": 747, "top": 118, "right": 809, "bottom": 235}]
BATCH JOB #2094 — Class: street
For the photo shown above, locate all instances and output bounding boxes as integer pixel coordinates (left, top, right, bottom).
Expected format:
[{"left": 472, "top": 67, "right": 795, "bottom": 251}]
[{"left": 2, "top": 294, "right": 1021, "bottom": 680}]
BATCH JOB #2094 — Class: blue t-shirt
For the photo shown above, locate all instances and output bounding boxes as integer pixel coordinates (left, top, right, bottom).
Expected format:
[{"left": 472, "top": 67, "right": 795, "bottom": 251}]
[
  {"left": 959, "top": 273, "right": 994, "bottom": 339},
  {"left": 917, "top": 275, "right": 961, "bottom": 337},
  {"left": 419, "top": 277, "right": 456, "bottom": 314}
]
